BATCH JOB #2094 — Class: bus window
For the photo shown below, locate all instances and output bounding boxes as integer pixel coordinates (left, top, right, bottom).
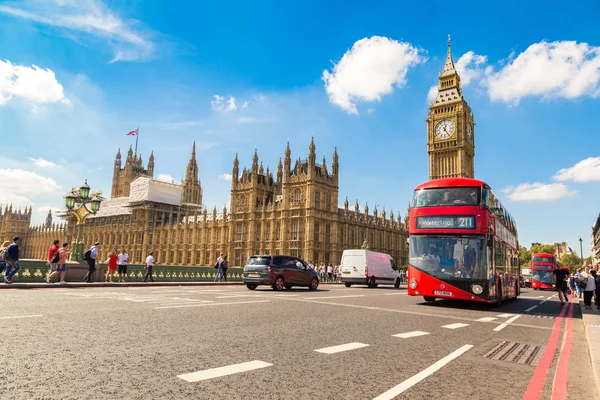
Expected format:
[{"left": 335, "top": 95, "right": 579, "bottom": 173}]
[{"left": 413, "top": 187, "right": 480, "bottom": 207}]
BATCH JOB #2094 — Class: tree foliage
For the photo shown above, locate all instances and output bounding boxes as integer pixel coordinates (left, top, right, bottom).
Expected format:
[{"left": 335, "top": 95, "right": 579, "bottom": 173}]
[
  {"left": 519, "top": 246, "right": 532, "bottom": 267},
  {"left": 530, "top": 244, "right": 556, "bottom": 255},
  {"left": 561, "top": 253, "right": 582, "bottom": 272}
]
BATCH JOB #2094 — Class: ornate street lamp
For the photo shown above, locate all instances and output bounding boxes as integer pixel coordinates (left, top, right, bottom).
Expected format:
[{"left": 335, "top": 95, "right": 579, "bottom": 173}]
[
  {"left": 579, "top": 237, "right": 584, "bottom": 262},
  {"left": 64, "top": 180, "right": 104, "bottom": 262}
]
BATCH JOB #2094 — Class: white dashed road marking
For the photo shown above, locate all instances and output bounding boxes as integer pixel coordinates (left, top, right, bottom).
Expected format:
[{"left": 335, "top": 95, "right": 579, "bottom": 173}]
[
  {"left": 442, "top": 323, "right": 469, "bottom": 330},
  {"left": 373, "top": 344, "right": 474, "bottom": 400},
  {"left": 392, "top": 331, "right": 430, "bottom": 339},
  {"left": 305, "top": 295, "right": 365, "bottom": 300},
  {"left": 0, "top": 314, "right": 43, "bottom": 320},
  {"left": 177, "top": 360, "right": 273, "bottom": 382},
  {"left": 525, "top": 305, "right": 538, "bottom": 312},
  {"left": 497, "top": 313, "right": 515, "bottom": 318},
  {"left": 476, "top": 317, "right": 497, "bottom": 322},
  {"left": 215, "top": 295, "right": 264, "bottom": 299},
  {"left": 314, "top": 342, "right": 370, "bottom": 354},
  {"left": 383, "top": 293, "right": 407, "bottom": 296},
  {"left": 493, "top": 315, "right": 522, "bottom": 332},
  {"left": 154, "top": 300, "right": 270, "bottom": 309}
]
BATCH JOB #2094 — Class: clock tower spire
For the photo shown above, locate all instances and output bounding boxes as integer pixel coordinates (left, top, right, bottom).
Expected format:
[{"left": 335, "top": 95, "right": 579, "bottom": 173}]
[{"left": 427, "top": 35, "right": 475, "bottom": 180}]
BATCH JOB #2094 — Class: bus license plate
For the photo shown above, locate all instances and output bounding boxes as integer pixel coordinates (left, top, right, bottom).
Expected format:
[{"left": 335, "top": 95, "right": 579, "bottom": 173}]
[
  {"left": 343, "top": 271, "right": 351, "bottom": 275},
  {"left": 434, "top": 290, "right": 452, "bottom": 296},
  {"left": 248, "top": 273, "right": 259, "bottom": 278}
]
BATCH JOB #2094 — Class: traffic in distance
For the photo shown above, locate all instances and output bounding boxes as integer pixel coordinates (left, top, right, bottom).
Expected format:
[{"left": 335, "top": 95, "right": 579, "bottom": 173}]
[
  {"left": 530, "top": 253, "right": 559, "bottom": 290},
  {"left": 406, "top": 178, "right": 520, "bottom": 304}
]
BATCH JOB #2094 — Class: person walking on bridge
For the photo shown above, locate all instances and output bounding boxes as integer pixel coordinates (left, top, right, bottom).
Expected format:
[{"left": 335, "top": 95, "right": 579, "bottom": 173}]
[
  {"left": 553, "top": 265, "right": 570, "bottom": 307},
  {"left": 582, "top": 265, "right": 596, "bottom": 309}
]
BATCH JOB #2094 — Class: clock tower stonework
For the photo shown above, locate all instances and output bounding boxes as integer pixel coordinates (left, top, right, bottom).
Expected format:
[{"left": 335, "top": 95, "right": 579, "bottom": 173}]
[{"left": 427, "top": 36, "right": 475, "bottom": 180}]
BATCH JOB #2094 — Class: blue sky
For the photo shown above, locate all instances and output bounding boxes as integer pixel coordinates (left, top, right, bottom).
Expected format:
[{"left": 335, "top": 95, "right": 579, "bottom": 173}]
[{"left": 0, "top": 0, "right": 599, "bottom": 256}]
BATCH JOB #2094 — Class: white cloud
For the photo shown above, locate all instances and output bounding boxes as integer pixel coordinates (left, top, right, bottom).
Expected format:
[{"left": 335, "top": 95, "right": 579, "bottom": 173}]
[
  {"left": 503, "top": 182, "right": 576, "bottom": 201},
  {"left": 219, "top": 173, "right": 232, "bottom": 181},
  {"left": 0, "top": 0, "right": 155, "bottom": 62},
  {"left": 455, "top": 51, "right": 487, "bottom": 86},
  {"left": 322, "top": 36, "right": 427, "bottom": 114},
  {"left": 427, "top": 85, "right": 438, "bottom": 103},
  {"left": 36, "top": 205, "right": 61, "bottom": 215},
  {"left": 554, "top": 157, "right": 600, "bottom": 183},
  {"left": 211, "top": 95, "right": 237, "bottom": 112},
  {"left": 29, "top": 157, "right": 60, "bottom": 168},
  {"left": 0, "top": 169, "right": 61, "bottom": 194},
  {"left": 0, "top": 193, "right": 33, "bottom": 209},
  {"left": 484, "top": 40, "right": 600, "bottom": 103},
  {"left": 156, "top": 173, "right": 175, "bottom": 183},
  {"left": 0, "top": 60, "right": 69, "bottom": 107}
]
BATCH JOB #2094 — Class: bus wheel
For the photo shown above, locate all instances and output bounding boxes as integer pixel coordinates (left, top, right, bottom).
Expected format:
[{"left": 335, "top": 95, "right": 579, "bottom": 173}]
[{"left": 423, "top": 296, "right": 436, "bottom": 302}]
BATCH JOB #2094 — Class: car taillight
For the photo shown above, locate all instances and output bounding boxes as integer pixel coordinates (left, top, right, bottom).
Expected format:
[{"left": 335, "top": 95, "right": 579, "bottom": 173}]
[{"left": 365, "top": 266, "right": 369, "bottom": 276}]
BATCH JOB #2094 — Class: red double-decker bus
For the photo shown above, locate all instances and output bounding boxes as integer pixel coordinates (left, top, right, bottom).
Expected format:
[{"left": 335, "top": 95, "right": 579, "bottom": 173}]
[
  {"left": 530, "top": 253, "right": 557, "bottom": 290},
  {"left": 407, "top": 178, "right": 520, "bottom": 303}
]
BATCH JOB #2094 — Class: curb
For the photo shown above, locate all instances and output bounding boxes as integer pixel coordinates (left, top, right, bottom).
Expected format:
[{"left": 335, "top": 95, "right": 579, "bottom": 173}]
[{"left": 580, "top": 300, "right": 600, "bottom": 398}]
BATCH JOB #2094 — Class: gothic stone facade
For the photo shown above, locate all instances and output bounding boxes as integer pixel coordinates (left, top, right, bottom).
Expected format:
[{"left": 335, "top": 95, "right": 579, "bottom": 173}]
[{"left": 16, "top": 139, "right": 408, "bottom": 267}]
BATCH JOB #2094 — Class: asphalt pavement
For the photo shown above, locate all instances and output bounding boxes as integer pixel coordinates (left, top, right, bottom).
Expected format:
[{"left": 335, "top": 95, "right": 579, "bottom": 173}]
[{"left": 0, "top": 284, "right": 594, "bottom": 400}]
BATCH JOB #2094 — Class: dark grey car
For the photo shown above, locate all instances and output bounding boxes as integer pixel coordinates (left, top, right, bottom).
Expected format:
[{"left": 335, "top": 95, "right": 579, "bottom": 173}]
[{"left": 243, "top": 255, "right": 319, "bottom": 291}]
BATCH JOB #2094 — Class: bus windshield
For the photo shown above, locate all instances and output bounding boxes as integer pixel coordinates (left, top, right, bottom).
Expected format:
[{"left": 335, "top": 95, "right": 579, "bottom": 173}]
[
  {"left": 412, "top": 187, "right": 480, "bottom": 207},
  {"left": 532, "top": 270, "right": 553, "bottom": 284},
  {"left": 532, "top": 256, "right": 555, "bottom": 263},
  {"left": 409, "top": 236, "right": 487, "bottom": 280}
]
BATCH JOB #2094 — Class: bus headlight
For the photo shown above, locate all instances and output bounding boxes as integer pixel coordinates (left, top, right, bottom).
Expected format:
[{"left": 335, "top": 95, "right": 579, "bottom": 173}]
[
  {"left": 471, "top": 284, "right": 483, "bottom": 295},
  {"left": 409, "top": 278, "right": 418, "bottom": 290}
]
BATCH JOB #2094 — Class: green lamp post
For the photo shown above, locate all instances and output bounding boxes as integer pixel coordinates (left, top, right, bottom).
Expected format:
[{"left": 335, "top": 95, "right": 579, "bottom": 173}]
[{"left": 65, "top": 180, "right": 103, "bottom": 262}]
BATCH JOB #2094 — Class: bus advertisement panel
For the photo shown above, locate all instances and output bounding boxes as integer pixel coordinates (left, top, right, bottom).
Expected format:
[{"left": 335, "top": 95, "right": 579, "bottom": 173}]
[
  {"left": 407, "top": 178, "right": 520, "bottom": 304},
  {"left": 530, "top": 253, "right": 557, "bottom": 290}
]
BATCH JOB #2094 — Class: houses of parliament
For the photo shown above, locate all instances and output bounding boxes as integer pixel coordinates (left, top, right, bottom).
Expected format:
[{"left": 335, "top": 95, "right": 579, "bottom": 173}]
[{"left": 0, "top": 38, "right": 475, "bottom": 267}]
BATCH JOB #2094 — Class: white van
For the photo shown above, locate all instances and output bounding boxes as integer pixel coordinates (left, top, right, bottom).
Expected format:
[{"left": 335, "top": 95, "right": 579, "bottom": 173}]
[{"left": 341, "top": 249, "right": 401, "bottom": 288}]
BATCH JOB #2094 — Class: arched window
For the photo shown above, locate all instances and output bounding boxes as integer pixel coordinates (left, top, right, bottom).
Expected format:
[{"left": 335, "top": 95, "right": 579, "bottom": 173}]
[
  {"left": 239, "top": 195, "right": 247, "bottom": 210},
  {"left": 315, "top": 191, "right": 321, "bottom": 209},
  {"left": 293, "top": 189, "right": 301, "bottom": 204}
]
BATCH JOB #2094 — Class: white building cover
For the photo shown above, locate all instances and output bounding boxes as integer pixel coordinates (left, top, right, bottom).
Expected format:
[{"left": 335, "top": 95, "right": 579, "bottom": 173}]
[{"left": 129, "top": 177, "right": 182, "bottom": 206}]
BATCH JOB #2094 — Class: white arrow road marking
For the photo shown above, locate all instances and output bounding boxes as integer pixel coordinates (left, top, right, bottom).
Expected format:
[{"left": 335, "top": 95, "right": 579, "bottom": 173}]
[{"left": 178, "top": 360, "right": 273, "bottom": 382}]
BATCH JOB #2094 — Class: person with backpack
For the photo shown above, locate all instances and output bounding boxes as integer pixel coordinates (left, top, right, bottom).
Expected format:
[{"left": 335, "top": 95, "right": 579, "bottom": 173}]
[
  {"left": 0, "top": 240, "right": 10, "bottom": 277},
  {"left": 4, "top": 236, "right": 22, "bottom": 284},
  {"left": 46, "top": 240, "right": 61, "bottom": 284},
  {"left": 83, "top": 242, "right": 99, "bottom": 283}
]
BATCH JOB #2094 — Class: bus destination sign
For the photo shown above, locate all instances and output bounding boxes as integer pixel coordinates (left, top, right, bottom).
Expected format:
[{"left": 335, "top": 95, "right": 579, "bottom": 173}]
[{"left": 416, "top": 216, "right": 476, "bottom": 230}]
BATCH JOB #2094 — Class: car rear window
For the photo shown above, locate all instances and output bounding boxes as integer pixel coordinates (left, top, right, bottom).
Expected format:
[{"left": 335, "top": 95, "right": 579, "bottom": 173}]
[{"left": 246, "top": 256, "right": 271, "bottom": 266}]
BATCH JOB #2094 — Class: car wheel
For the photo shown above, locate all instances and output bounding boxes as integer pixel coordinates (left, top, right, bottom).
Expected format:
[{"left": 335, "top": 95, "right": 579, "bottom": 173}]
[
  {"left": 344, "top": 282, "right": 352, "bottom": 288},
  {"left": 285, "top": 285, "right": 292, "bottom": 290},
  {"left": 423, "top": 296, "right": 436, "bottom": 302},
  {"left": 394, "top": 277, "right": 401, "bottom": 288},
  {"left": 309, "top": 277, "right": 319, "bottom": 290},
  {"left": 273, "top": 276, "right": 284, "bottom": 291},
  {"left": 246, "top": 284, "right": 258, "bottom": 290},
  {"left": 368, "top": 276, "right": 378, "bottom": 288}
]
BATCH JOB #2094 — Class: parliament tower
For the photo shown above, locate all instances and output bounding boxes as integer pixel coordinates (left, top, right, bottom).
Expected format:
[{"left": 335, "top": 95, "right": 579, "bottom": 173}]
[{"left": 427, "top": 36, "right": 475, "bottom": 180}]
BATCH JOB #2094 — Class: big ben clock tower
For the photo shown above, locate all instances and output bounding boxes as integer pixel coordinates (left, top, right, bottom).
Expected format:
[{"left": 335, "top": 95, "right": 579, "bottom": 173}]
[{"left": 427, "top": 35, "right": 475, "bottom": 180}]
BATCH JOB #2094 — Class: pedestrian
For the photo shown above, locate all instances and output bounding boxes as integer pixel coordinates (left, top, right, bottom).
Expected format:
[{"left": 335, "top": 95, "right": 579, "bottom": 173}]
[
  {"left": 3, "top": 236, "right": 22, "bottom": 284},
  {"left": 55, "top": 243, "right": 70, "bottom": 284},
  {"left": 220, "top": 255, "right": 229, "bottom": 282},
  {"left": 569, "top": 274, "right": 576, "bottom": 295},
  {"left": 319, "top": 263, "right": 325, "bottom": 282},
  {"left": 83, "top": 242, "right": 99, "bottom": 283},
  {"left": 553, "top": 265, "right": 570, "bottom": 307},
  {"left": 46, "top": 240, "right": 61, "bottom": 283},
  {"left": 118, "top": 249, "right": 129, "bottom": 283},
  {"left": 105, "top": 249, "right": 118, "bottom": 282},
  {"left": 0, "top": 240, "right": 10, "bottom": 277},
  {"left": 327, "top": 263, "right": 333, "bottom": 282},
  {"left": 593, "top": 264, "right": 600, "bottom": 308},
  {"left": 582, "top": 265, "right": 596, "bottom": 309},
  {"left": 214, "top": 253, "right": 224, "bottom": 282},
  {"left": 574, "top": 268, "right": 583, "bottom": 298},
  {"left": 143, "top": 251, "right": 155, "bottom": 283}
]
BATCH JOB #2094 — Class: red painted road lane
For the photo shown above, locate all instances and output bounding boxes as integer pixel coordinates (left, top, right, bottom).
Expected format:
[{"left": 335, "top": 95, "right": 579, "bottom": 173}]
[
  {"left": 522, "top": 301, "right": 569, "bottom": 400},
  {"left": 551, "top": 299, "right": 575, "bottom": 400}
]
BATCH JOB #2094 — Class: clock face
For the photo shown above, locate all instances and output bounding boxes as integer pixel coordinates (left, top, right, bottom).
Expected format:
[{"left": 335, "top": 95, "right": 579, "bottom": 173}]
[
  {"left": 467, "top": 123, "right": 473, "bottom": 141},
  {"left": 435, "top": 119, "right": 455, "bottom": 139}
]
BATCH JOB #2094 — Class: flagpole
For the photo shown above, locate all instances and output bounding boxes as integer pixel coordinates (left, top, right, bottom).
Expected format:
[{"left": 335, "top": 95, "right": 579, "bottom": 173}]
[{"left": 135, "top": 126, "right": 139, "bottom": 154}]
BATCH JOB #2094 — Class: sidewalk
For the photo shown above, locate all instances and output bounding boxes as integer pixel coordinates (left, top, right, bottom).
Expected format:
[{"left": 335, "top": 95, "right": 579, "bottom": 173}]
[
  {"left": 0, "top": 281, "right": 245, "bottom": 289},
  {"left": 580, "top": 300, "right": 600, "bottom": 396}
]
